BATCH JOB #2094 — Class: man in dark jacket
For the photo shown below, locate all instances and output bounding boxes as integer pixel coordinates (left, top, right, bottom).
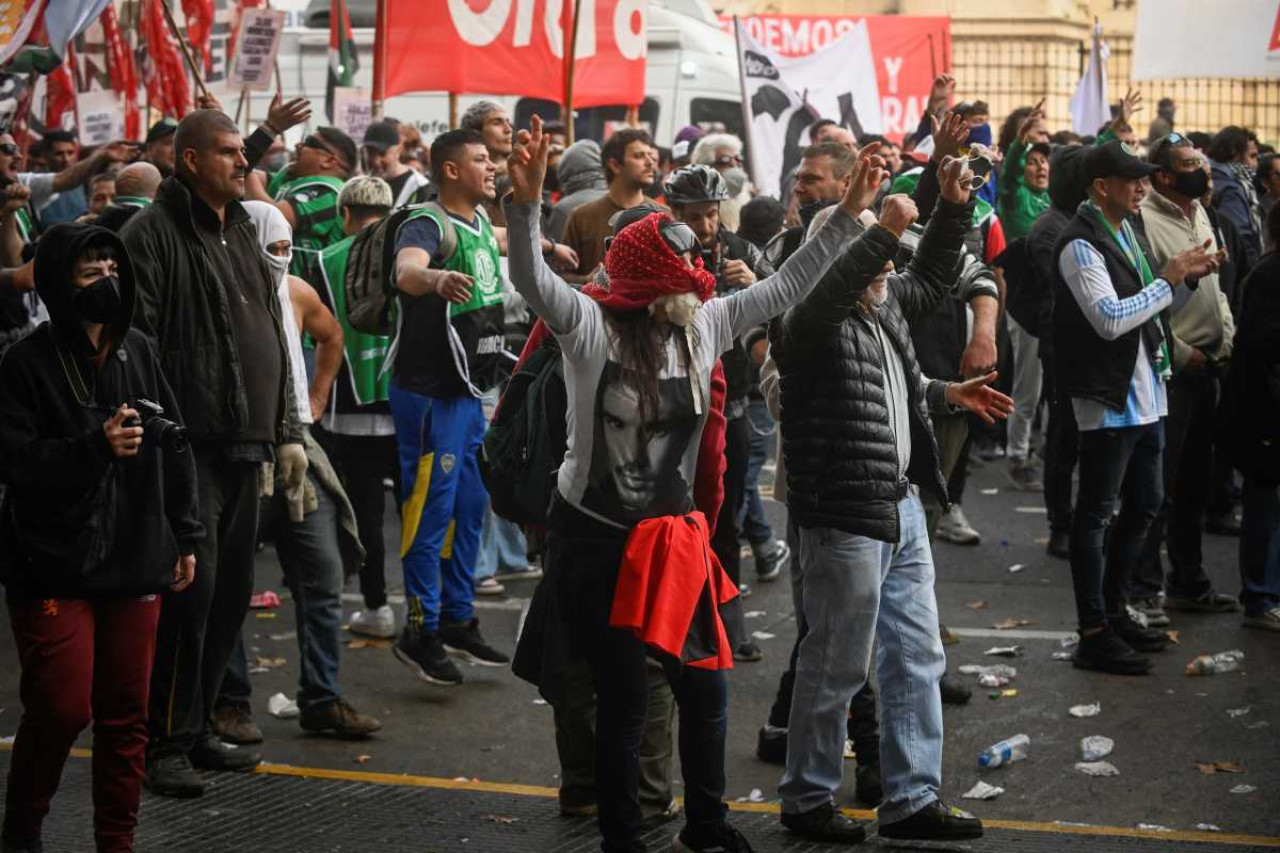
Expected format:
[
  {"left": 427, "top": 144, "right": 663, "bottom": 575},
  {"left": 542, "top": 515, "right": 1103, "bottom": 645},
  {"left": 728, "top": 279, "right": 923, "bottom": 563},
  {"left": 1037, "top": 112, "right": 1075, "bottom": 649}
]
[
  {"left": 0, "top": 224, "right": 202, "bottom": 852},
  {"left": 774, "top": 158, "right": 1011, "bottom": 845},
  {"left": 1052, "top": 140, "right": 1220, "bottom": 675},
  {"left": 121, "top": 108, "right": 306, "bottom": 798}
]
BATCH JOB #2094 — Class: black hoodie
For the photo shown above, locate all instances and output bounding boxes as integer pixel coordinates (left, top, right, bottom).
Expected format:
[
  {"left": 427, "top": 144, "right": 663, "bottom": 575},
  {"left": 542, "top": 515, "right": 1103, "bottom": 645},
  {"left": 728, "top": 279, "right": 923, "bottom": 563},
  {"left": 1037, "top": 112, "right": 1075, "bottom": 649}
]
[
  {"left": 1027, "top": 144, "right": 1089, "bottom": 360},
  {"left": 0, "top": 224, "right": 203, "bottom": 601}
]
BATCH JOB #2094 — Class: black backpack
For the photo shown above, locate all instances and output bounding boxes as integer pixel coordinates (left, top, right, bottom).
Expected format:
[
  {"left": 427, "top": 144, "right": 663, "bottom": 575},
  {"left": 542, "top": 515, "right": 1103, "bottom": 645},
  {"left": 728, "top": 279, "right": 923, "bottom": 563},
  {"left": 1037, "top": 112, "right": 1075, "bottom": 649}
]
[{"left": 480, "top": 336, "right": 567, "bottom": 526}]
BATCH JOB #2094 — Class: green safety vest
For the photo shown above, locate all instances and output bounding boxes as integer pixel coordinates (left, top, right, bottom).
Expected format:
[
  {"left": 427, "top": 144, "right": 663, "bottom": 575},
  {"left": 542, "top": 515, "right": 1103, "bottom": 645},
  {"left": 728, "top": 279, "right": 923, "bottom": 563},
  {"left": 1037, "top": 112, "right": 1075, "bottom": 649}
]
[
  {"left": 318, "top": 234, "right": 391, "bottom": 406},
  {"left": 272, "top": 173, "right": 345, "bottom": 284}
]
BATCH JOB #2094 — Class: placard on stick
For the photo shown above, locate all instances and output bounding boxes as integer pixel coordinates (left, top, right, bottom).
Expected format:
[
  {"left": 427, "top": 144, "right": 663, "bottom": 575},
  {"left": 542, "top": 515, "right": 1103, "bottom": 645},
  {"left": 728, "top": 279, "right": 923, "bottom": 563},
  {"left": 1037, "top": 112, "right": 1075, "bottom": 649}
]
[
  {"left": 229, "top": 9, "right": 286, "bottom": 91},
  {"left": 333, "top": 87, "right": 373, "bottom": 142}
]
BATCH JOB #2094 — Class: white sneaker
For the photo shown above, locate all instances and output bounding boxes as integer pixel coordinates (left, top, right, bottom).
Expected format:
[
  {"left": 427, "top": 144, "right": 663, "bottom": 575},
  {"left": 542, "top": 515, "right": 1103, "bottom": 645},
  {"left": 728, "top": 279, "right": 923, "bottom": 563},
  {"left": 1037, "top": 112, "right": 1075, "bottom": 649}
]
[
  {"left": 936, "top": 505, "right": 981, "bottom": 545},
  {"left": 476, "top": 577, "right": 506, "bottom": 596},
  {"left": 348, "top": 604, "right": 395, "bottom": 639},
  {"left": 1243, "top": 606, "right": 1280, "bottom": 633}
]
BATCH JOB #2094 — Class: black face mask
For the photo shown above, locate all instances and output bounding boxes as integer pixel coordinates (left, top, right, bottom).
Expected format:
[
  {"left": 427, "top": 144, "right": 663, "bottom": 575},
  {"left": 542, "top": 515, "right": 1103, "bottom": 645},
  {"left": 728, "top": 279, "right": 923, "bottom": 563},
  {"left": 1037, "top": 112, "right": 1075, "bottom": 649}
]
[
  {"left": 72, "top": 276, "right": 122, "bottom": 323},
  {"left": 1172, "top": 168, "right": 1210, "bottom": 200},
  {"left": 799, "top": 198, "right": 836, "bottom": 230}
]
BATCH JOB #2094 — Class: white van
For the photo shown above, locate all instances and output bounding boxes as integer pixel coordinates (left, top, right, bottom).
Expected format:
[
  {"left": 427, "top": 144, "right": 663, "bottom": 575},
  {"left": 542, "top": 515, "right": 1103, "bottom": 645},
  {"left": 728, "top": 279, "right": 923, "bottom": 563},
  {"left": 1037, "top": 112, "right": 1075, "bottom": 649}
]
[{"left": 266, "top": 0, "right": 743, "bottom": 148}]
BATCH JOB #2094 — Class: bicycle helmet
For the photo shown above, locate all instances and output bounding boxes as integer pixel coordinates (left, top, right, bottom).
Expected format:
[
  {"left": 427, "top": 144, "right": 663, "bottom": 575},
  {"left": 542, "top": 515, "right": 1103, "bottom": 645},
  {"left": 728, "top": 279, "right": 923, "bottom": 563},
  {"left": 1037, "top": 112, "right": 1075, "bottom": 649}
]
[{"left": 662, "top": 164, "right": 730, "bottom": 206}]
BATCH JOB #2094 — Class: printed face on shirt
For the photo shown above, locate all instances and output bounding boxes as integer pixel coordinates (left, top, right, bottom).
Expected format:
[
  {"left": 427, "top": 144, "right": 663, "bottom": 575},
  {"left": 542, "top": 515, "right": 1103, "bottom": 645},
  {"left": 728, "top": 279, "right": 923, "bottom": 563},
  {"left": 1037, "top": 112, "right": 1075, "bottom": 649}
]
[{"left": 588, "top": 361, "right": 698, "bottom": 522}]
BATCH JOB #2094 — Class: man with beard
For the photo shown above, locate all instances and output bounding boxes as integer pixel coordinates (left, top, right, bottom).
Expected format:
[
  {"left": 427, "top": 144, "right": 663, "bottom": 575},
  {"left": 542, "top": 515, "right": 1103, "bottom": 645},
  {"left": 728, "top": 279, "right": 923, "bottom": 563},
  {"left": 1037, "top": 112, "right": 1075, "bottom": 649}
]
[
  {"left": 388, "top": 129, "right": 512, "bottom": 687},
  {"left": 562, "top": 128, "right": 661, "bottom": 283},
  {"left": 144, "top": 118, "right": 178, "bottom": 177},
  {"left": 120, "top": 108, "right": 305, "bottom": 798},
  {"left": 363, "top": 119, "right": 430, "bottom": 208},
  {"left": 460, "top": 100, "right": 514, "bottom": 226}
]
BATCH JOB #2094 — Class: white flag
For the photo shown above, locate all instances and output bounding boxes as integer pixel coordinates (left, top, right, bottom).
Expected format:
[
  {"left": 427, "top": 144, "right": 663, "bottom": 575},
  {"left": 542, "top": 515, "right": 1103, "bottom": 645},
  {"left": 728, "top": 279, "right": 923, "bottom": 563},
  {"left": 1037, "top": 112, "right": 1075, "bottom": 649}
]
[
  {"left": 735, "top": 19, "right": 883, "bottom": 201},
  {"left": 1069, "top": 23, "right": 1111, "bottom": 136}
]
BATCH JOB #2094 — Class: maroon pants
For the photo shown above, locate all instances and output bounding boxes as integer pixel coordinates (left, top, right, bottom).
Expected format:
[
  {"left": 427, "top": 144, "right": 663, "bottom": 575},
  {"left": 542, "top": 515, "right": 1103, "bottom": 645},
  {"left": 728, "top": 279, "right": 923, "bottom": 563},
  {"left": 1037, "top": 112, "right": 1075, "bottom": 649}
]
[{"left": 3, "top": 595, "right": 161, "bottom": 853}]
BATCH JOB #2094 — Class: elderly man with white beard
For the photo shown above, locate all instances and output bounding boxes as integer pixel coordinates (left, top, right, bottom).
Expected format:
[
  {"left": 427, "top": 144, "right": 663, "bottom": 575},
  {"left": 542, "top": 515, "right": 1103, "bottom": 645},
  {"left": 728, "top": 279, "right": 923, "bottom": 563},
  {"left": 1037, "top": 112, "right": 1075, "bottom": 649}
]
[{"left": 771, "top": 156, "right": 1013, "bottom": 845}]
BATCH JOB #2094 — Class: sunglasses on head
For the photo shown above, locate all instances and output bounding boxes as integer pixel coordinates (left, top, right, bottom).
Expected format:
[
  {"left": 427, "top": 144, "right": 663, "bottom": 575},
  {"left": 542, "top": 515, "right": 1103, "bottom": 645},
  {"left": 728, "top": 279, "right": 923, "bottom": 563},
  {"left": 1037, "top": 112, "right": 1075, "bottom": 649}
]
[
  {"left": 0, "top": 143, "right": 19, "bottom": 157},
  {"left": 659, "top": 220, "right": 700, "bottom": 257}
]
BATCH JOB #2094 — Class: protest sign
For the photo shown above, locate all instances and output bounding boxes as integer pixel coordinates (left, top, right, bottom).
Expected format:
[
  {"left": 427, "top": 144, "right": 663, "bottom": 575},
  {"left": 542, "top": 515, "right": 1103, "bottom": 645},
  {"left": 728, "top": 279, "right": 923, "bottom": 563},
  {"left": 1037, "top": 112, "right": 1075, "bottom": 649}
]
[{"left": 229, "top": 8, "right": 284, "bottom": 91}]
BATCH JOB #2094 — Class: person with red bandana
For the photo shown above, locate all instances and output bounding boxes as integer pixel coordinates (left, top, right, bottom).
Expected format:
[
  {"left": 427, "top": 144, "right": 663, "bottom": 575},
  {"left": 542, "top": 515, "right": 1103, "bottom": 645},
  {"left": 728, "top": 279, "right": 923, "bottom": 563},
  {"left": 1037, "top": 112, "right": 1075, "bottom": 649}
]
[{"left": 504, "top": 115, "right": 886, "bottom": 853}]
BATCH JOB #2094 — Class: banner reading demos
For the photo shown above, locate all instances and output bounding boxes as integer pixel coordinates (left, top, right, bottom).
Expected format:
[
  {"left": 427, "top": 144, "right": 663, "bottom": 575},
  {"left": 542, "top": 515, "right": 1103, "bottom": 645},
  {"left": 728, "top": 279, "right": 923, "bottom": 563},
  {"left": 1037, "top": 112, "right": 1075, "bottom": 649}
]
[
  {"left": 378, "top": 0, "right": 646, "bottom": 107},
  {"left": 723, "top": 14, "right": 951, "bottom": 142},
  {"left": 734, "top": 18, "right": 882, "bottom": 199}
]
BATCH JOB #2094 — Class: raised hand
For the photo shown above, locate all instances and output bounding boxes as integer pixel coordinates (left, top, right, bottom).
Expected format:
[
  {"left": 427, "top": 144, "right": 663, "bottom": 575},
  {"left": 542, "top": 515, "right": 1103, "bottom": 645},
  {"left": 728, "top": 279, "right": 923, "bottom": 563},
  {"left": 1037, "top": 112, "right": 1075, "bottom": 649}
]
[
  {"left": 509, "top": 114, "right": 550, "bottom": 205},
  {"left": 938, "top": 155, "right": 976, "bottom": 204},
  {"left": 267, "top": 93, "right": 313, "bottom": 135},
  {"left": 2, "top": 183, "right": 30, "bottom": 215},
  {"left": 878, "top": 194, "right": 919, "bottom": 238},
  {"left": 1118, "top": 88, "right": 1143, "bottom": 126},
  {"left": 1163, "top": 239, "right": 1221, "bottom": 286},
  {"left": 1017, "top": 99, "right": 1046, "bottom": 143},
  {"left": 839, "top": 141, "right": 887, "bottom": 218},
  {"left": 929, "top": 110, "right": 969, "bottom": 162},
  {"left": 929, "top": 73, "right": 956, "bottom": 110},
  {"left": 945, "top": 371, "right": 1015, "bottom": 425}
]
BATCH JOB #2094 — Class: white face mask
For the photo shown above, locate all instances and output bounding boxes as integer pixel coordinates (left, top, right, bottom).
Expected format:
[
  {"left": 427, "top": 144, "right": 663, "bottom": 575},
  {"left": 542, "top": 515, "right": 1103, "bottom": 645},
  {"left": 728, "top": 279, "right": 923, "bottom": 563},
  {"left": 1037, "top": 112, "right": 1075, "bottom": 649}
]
[
  {"left": 722, "top": 166, "right": 749, "bottom": 197},
  {"left": 649, "top": 291, "right": 702, "bottom": 327},
  {"left": 264, "top": 249, "right": 291, "bottom": 287}
]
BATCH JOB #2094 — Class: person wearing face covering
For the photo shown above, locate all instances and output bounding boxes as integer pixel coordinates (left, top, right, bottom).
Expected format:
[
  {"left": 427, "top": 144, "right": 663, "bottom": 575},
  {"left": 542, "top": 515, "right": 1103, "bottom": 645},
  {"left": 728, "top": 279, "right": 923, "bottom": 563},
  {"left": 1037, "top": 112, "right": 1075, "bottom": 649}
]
[
  {"left": 506, "top": 114, "right": 884, "bottom": 853},
  {"left": 208, "top": 202, "right": 381, "bottom": 744},
  {"left": 0, "top": 224, "right": 202, "bottom": 853}
]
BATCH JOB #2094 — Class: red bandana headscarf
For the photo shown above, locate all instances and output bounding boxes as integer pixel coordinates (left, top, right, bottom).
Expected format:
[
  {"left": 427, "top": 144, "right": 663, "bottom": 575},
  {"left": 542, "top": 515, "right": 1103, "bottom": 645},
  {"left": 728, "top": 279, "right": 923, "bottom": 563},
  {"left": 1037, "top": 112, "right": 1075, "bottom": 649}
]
[{"left": 582, "top": 212, "right": 717, "bottom": 312}]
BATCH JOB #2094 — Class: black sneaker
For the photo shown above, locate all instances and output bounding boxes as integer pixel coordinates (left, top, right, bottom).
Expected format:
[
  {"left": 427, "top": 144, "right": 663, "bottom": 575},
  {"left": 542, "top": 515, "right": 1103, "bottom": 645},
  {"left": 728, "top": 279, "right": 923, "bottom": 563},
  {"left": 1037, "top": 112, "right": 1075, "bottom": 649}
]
[
  {"left": 878, "top": 801, "right": 983, "bottom": 841},
  {"left": 755, "top": 540, "right": 791, "bottom": 583},
  {"left": 394, "top": 628, "right": 464, "bottom": 685},
  {"left": 1046, "top": 529, "right": 1070, "bottom": 559},
  {"left": 781, "top": 802, "right": 867, "bottom": 845},
  {"left": 854, "top": 763, "right": 882, "bottom": 806},
  {"left": 144, "top": 753, "right": 206, "bottom": 798},
  {"left": 940, "top": 672, "right": 972, "bottom": 705},
  {"left": 1165, "top": 589, "right": 1241, "bottom": 613},
  {"left": 734, "top": 641, "right": 763, "bottom": 663},
  {"left": 189, "top": 732, "right": 261, "bottom": 772},
  {"left": 440, "top": 618, "right": 510, "bottom": 666},
  {"left": 1072, "top": 627, "right": 1152, "bottom": 675},
  {"left": 674, "top": 822, "right": 755, "bottom": 852},
  {"left": 756, "top": 725, "right": 787, "bottom": 765},
  {"left": 1111, "top": 611, "right": 1170, "bottom": 653}
]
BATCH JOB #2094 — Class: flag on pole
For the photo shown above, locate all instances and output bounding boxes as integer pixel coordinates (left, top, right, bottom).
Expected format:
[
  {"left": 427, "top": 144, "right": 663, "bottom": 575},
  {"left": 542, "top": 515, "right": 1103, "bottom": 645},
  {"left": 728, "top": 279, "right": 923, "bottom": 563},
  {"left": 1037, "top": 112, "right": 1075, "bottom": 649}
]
[
  {"left": 101, "top": 3, "right": 140, "bottom": 140},
  {"left": 43, "top": 0, "right": 112, "bottom": 59},
  {"left": 44, "top": 43, "right": 76, "bottom": 131},
  {"left": 0, "top": 0, "right": 47, "bottom": 67},
  {"left": 327, "top": 0, "right": 358, "bottom": 122},
  {"left": 181, "top": 0, "right": 216, "bottom": 73},
  {"left": 141, "top": 0, "right": 192, "bottom": 118},
  {"left": 1070, "top": 22, "right": 1111, "bottom": 136}
]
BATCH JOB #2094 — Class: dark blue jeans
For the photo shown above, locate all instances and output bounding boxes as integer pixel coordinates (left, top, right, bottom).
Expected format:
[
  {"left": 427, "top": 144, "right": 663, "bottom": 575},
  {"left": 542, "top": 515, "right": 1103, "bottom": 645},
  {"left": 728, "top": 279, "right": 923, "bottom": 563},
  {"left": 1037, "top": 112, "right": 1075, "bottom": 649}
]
[
  {"left": 1240, "top": 474, "right": 1280, "bottom": 615},
  {"left": 1070, "top": 421, "right": 1164, "bottom": 632},
  {"left": 738, "top": 398, "right": 776, "bottom": 551}
]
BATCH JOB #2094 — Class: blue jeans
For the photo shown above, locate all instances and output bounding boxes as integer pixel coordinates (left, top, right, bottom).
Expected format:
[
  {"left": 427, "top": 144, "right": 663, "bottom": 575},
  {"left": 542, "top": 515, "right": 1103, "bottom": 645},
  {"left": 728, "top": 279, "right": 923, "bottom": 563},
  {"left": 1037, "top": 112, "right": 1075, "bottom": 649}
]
[
  {"left": 1070, "top": 421, "right": 1164, "bottom": 632},
  {"left": 475, "top": 508, "right": 529, "bottom": 580},
  {"left": 389, "top": 386, "right": 487, "bottom": 632},
  {"left": 737, "top": 398, "right": 776, "bottom": 550},
  {"left": 219, "top": 469, "right": 345, "bottom": 712},
  {"left": 780, "top": 493, "right": 945, "bottom": 824},
  {"left": 1240, "top": 474, "right": 1280, "bottom": 615}
]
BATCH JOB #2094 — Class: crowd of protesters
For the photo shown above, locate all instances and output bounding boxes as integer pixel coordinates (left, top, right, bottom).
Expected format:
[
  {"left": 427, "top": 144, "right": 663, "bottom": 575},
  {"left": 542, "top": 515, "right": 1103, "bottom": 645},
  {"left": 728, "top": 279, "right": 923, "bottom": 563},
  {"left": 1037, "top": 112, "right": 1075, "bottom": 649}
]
[{"left": 0, "top": 71, "right": 1276, "bottom": 853}]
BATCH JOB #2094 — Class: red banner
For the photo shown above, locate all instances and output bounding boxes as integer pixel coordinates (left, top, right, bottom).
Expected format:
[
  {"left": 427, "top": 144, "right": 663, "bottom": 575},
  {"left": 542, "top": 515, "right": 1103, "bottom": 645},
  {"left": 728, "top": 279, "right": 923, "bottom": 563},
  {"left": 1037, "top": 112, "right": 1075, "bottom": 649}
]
[
  {"left": 722, "top": 15, "right": 950, "bottom": 141},
  {"left": 377, "top": 0, "right": 647, "bottom": 107},
  {"left": 101, "top": 4, "right": 140, "bottom": 140},
  {"left": 141, "top": 0, "right": 192, "bottom": 118}
]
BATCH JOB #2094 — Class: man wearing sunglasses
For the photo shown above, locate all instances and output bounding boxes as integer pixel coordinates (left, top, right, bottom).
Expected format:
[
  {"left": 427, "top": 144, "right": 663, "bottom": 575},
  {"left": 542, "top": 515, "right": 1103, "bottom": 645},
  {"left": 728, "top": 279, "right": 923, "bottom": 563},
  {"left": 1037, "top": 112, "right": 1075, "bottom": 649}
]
[
  {"left": 0, "top": 132, "right": 138, "bottom": 241},
  {"left": 246, "top": 126, "right": 357, "bottom": 288}
]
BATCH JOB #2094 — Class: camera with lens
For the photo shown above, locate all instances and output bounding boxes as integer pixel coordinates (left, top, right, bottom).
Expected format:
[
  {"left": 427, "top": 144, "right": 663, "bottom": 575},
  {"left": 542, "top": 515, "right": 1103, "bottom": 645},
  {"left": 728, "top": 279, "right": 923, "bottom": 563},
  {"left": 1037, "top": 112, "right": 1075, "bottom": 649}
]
[{"left": 125, "top": 398, "right": 189, "bottom": 453}]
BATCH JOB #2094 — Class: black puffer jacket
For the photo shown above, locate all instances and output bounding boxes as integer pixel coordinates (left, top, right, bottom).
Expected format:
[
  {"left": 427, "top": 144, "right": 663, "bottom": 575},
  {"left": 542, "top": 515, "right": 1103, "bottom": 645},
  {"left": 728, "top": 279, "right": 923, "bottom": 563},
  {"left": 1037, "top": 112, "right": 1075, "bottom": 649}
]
[
  {"left": 0, "top": 224, "right": 203, "bottom": 600},
  {"left": 121, "top": 177, "right": 301, "bottom": 445},
  {"left": 773, "top": 196, "right": 974, "bottom": 543}
]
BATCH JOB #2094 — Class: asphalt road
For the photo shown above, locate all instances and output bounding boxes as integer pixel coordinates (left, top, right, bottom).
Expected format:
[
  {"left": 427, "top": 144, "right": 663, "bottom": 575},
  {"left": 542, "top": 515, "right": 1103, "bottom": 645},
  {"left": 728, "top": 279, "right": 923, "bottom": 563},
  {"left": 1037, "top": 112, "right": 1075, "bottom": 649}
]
[{"left": 1, "top": 452, "right": 1277, "bottom": 843}]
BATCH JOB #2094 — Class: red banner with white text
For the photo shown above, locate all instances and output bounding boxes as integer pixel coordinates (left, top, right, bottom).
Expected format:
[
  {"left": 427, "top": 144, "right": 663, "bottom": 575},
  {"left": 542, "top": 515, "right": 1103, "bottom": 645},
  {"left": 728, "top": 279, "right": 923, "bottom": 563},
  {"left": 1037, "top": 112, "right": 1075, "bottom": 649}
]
[
  {"left": 379, "top": 0, "right": 647, "bottom": 107},
  {"left": 721, "top": 15, "right": 951, "bottom": 142}
]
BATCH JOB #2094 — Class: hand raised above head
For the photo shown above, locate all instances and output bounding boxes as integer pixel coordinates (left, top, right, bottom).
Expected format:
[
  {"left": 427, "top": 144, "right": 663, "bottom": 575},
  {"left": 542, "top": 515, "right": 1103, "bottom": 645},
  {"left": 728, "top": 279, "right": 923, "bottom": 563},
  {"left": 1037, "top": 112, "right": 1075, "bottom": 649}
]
[{"left": 508, "top": 114, "right": 550, "bottom": 205}]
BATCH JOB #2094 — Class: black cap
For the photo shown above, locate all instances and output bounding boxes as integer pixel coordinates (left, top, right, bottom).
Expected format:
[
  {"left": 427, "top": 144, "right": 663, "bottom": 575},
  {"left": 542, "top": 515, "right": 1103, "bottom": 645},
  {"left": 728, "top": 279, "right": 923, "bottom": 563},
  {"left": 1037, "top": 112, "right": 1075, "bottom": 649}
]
[
  {"left": 362, "top": 119, "right": 400, "bottom": 153},
  {"left": 146, "top": 118, "right": 178, "bottom": 145},
  {"left": 316, "top": 126, "right": 358, "bottom": 174},
  {"left": 607, "top": 202, "right": 665, "bottom": 235},
  {"left": 1086, "top": 139, "right": 1159, "bottom": 182},
  {"left": 1028, "top": 141, "right": 1052, "bottom": 159}
]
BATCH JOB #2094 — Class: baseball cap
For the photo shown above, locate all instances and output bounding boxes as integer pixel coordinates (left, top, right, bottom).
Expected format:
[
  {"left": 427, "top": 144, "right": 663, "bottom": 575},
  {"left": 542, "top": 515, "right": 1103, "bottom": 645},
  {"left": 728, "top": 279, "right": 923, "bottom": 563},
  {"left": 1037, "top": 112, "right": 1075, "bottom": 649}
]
[
  {"left": 362, "top": 120, "right": 401, "bottom": 153},
  {"left": 1086, "top": 139, "right": 1159, "bottom": 182},
  {"left": 146, "top": 118, "right": 178, "bottom": 145},
  {"left": 316, "top": 126, "right": 358, "bottom": 173}
]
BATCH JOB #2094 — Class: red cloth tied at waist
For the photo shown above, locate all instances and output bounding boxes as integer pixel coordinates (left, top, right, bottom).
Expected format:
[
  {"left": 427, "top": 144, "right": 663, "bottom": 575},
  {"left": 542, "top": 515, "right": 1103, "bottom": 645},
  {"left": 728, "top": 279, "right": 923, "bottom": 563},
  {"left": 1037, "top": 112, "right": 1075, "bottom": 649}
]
[{"left": 608, "top": 511, "right": 739, "bottom": 670}]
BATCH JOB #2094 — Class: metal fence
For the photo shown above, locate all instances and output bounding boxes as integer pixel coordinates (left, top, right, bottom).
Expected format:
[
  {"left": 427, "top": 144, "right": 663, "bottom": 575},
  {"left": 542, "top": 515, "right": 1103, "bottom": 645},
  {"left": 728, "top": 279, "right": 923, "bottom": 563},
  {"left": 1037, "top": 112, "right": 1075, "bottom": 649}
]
[{"left": 951, "top": 29, "right": 1280, "bottom": 145}]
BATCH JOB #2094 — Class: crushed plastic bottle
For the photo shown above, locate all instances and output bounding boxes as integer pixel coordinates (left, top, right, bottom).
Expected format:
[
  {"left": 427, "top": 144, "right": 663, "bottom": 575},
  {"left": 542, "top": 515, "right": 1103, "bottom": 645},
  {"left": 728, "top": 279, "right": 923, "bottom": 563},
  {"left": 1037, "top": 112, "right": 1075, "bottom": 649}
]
[
  {"left": 1080, "top": 735, "right": 1114, "bottom": 761},
  {"left": 1186, "top": 650, "right": 1245, "bottom": 676},
  {"left": 959, "top": 663, "right": 1017, "bottom": 680},
  {"left": 978, "top": 673, "right": 1012, "bottom": 687},
  {"left": 978, "top": 733, "right": 1030, "bottom": 768}
]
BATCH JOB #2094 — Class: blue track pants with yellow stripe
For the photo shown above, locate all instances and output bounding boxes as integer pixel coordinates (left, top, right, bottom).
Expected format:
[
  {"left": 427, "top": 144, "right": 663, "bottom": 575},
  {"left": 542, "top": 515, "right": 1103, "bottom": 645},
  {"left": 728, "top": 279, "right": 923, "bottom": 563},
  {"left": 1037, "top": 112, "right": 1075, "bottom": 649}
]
[{"left": 389, "top": 385, "right": 488, "bottom": 633}]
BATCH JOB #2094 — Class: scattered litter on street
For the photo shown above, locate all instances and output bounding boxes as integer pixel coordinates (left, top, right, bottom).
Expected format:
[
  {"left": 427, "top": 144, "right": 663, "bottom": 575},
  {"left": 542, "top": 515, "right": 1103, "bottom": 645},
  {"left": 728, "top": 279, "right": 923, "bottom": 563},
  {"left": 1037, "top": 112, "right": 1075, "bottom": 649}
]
[
  {"left": 978, "top": 733, "right": 1029, "bottom": 768},
  {"left": 1229, "top": 784, "right": 1257, "bottom": 794},
  {"left": 347, "top": 638, "right": 393, "bottom": 650},
  {"left": 959, "top": 663, "right": 1017, "bottom": 679},
  {"left": 255, "top": 656, "right": 286, "bottom": 668},
  {"left": 1226, "top": 706, "right": 1252, "bottom": 718},
  {"left": 1015, "top": 506, "right": 1047, "bottom": 513},
  {"left": 269, "top": 631, "right": 296, "bottom": 641},
  {"left": 250, "top": 591, "right": 281, "bottom": 609},
  {"left": 267, "top": 693, "right": 299, "bottom": 719},
  {"left": 1081, "top": 736, "right": 1114, "bottom": 761},
  {"left": 1195, "top": 823, "right": 1222, "bottom": 832},
  {"left": 1075, "top": 761, "right": 1120, "bottom": 777},
  {"left": 1136, "top": 823, "right": 1172, "bottom": 832},
  {"left": 991, "top": 617, "right": 1035, "bottom": 630},
  {"left": 962, "top": 781, "right": 1004, "bottom": 800},
  {"left": 1165, "top": 630, "right": 1179, "bottom": 644},
  {"left": 1069, "top": 702, "right": 1102, "bottom": 718},
  {"left": 980, "top": 488, "right": 999, "bottom": 495},
  {"left": 978, "top": 673, "right": 1012, "bottom": 687},
  {"left": 1007, "top": 564, "right": 1025, "bottom": 574},
  {"left": 1195, "top": 760, "right": 1244, "bottom": 774},
  {"left": 1186, "top": 650, "right": 1245, "bottom": 676},
  {"left": 1245, "top": 720, "right": 1269, "bottom": 730},
  {"left": 734, "top": 788, "right": 765, "bottom": 803},
  {"left": 355, "top": 754, "right": 372, "bottom": 764},
  {"left": 987, "top": 689, "right": 1018, "bottom": 700},
  {"left": 1052, "top": 651, "right": 1073, "bottom": 660},
  {"left": 744, "top": 611, "right": 766, "bottom": 619},
  {"left": 751, "top": 631, "right": 775, "bottom": 640},
  {"left": 983, "top": 645, "right": 1022, "bottom": 657},
  {"left": 481, "top": 814, "right": 518, "bottom": 824},
  {"left": 1060, "top": 634, "right": 1079, "bottom": 648},
  {"left": 966, "top": 600, "right": 989, "bottom": 610},
  {"left": 255, "top": 613, "right": 277, "bottom": 620},
  {"left": 844, "top": 739, "right": 856, "bottom": 759},
  {"left": 532, "top": 699, "right": 548, "bottom": 705}
]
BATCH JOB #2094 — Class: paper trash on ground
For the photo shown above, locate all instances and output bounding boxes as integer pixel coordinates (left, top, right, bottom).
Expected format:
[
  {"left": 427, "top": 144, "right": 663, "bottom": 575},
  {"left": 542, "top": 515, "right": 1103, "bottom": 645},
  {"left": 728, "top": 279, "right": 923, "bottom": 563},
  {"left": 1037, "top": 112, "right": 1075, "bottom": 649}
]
[
  {"left": 267, "top": 692, "right": 299, "bottom": 719},
  {"left": 1069, "top": 702, "right": 1102, "bottom": 718},
  {"left": 984, "top": 645, "right": 1023, "bottom": 657},
  {"left": 962, "top": 781, "right": 1004, "bottom": 800},
  {"left": 1076, "top": 761, "right": 1120, "bottom": 776}
]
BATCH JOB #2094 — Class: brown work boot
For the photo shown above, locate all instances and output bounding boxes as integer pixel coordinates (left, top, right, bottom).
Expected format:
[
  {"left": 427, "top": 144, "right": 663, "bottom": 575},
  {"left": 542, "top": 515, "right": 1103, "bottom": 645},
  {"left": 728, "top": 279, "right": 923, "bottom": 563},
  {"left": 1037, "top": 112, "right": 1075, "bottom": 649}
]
[
  {"left": 299, "top": 697, "right": 382, "bottom": 739},
  {"left": 211, "top": 701, "right": 263, "bottom": 746}
]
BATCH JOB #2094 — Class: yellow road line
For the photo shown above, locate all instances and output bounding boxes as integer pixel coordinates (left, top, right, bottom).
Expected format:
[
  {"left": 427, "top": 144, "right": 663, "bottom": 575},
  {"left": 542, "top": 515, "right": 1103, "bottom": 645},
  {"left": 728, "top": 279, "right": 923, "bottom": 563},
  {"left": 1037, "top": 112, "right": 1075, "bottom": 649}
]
[{"left": 3, "top": 745, "right": 1275, "bottom": 847}]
